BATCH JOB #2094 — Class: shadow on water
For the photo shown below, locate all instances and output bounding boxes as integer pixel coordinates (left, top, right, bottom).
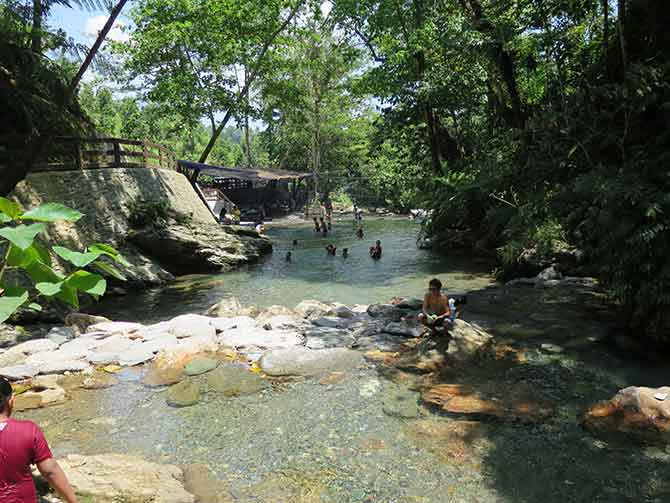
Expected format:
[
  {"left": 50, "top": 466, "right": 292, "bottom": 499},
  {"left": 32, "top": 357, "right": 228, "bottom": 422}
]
[{"left": 432, "top": 284, "right": 670, "bottom": 503}]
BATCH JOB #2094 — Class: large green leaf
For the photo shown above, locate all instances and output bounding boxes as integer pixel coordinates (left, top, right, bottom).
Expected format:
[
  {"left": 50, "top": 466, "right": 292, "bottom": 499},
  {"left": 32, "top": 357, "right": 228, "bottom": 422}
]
[
  {"left": 65, "top": 271, "right": 107, "bottom": 296},
  {"left": 6, "top": 243, "right": 51, "bottom": 268},
  {"left": 0, "top": 288, "right": 29, "bottom": 324},
  {"left": 89, "top": 243, "right": 131, "bottom": 267},
  {"left": 0, "top": 214, "right": 12, "bottom": 223},
  {"left": 22, "top": 203, "right": 83, "bottom": 223},
  {"left": 93, "top": 260, "right": 128, "bottom": 281},
  {"left": 52, "top": 246, "right": 102, "bottom": 268},
  {"left": 56, "top": 282, "right": 79, "bottom": 309},
  {"left": 35, "top": 281, "right": 64, "bottom": 297},
  {"left": 0, "top": 197, "right": 23, "bottom": 220},
  {"left": 24, "top": 261, "right": 64, "bottom": 285},
  {"left": 0, "top": 223, "right": 47, "bottom": 250}
]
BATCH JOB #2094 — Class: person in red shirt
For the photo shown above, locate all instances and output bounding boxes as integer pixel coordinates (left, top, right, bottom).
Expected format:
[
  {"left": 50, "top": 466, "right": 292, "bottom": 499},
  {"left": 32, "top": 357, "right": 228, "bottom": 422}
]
[{"left": 0, "top": 376, "right": 78, "bottom": 503}]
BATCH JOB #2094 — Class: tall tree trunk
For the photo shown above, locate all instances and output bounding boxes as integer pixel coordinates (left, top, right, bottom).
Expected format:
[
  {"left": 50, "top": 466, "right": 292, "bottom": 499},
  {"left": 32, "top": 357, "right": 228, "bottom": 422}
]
[
  {"left": 0, "top": 0, "right": 129, "bottom": 197},
  {"left": 602, "top": 0, "right": 611, "bottom": 79},
  {"left": 31, "top": 0, "right": 43, "bottom": 54},
  {"left": 199, "top": 6, "right": 298, "bottom": 164},
  {"left": 243, "top": 65, "right": 253, "bottom": 167},
  {"left": 617, "top": 0, "right": 627, "bottom": 76}
]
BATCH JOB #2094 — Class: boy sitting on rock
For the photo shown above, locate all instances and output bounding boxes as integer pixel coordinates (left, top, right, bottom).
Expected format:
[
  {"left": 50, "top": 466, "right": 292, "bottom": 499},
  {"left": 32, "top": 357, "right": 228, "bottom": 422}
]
[{"left": 418, "top": 278, "right": 455, "bottom": 335}]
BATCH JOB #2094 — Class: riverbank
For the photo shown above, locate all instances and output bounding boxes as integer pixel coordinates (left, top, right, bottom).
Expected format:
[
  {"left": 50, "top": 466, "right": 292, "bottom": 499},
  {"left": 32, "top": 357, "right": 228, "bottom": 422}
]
[{"left": 2, "top": 278, "right": 667, "bottom": 503}]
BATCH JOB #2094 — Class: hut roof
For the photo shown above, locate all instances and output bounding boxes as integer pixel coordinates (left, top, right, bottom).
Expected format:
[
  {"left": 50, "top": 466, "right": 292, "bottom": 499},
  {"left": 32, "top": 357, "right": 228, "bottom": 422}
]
[{"left": 178, "top": 160, "right": 313, "bottom": 182}]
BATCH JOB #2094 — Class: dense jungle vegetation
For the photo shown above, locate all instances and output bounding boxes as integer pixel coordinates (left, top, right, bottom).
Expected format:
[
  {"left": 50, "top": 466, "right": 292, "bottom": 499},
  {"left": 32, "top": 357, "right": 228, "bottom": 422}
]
[{"left": 1, "top": 0, "right": 669, "bottom": 343}]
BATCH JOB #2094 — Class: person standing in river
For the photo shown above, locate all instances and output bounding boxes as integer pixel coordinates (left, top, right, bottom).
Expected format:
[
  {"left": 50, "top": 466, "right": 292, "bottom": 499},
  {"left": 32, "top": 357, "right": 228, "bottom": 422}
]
[
  {"left": 370, "top": 240, "right": 382, "bottom": 260},
  {"left": 0, "top": 376, "right": 78, "bottom": 503}
]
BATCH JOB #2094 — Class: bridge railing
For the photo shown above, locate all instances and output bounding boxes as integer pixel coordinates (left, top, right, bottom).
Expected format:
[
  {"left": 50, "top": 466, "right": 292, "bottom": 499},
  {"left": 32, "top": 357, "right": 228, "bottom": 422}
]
[{"left": 0, "top": 136, "right": 178, "bottom": 172}]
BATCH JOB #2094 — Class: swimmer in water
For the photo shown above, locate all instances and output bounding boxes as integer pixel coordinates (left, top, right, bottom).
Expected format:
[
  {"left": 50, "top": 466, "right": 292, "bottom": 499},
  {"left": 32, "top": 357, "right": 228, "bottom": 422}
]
[
  {"left": 342, "top": 248, "right": 349, "bottom": 258},
  {"left": 285, "top": 251, "right": 292, "bottom": 262},
  {"left": 370, "top": 240, "right": 382, "bottom": 260}
]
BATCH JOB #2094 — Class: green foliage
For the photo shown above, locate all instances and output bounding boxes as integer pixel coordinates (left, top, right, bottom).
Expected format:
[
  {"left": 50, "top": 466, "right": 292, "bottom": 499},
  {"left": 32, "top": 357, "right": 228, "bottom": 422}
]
[
  {"left": 126, "top": 198, "right": 192, "bottom": 229},
  {"left": 0, "top": 197, "right": 128, "bottom": 322}
]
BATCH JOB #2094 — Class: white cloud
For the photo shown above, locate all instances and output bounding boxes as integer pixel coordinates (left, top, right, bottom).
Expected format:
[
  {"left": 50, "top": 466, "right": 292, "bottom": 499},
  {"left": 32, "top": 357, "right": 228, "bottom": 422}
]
[{"left": 84, "top": 15, "right": 130, "bottom": 43}]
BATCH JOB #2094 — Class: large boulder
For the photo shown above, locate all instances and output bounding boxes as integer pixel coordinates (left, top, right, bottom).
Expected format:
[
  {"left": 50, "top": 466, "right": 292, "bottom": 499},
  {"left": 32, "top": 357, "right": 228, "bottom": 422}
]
[
  {"left": 582, "top": 386, "right": 670, "bottom": 443},
  {"left": 446, "top": 320, "right": 494, "bottom": 364},
  {"left": 54, "top": 454, "right": 195, "bottom": 503},
  {"left": 206, "top": 362, "right": 268, "bottom": 396},
  {"left": 169, "top": 314, "right": 216, "bottom": 339},
  {"left": 259, "top": 347, "right": 364, "bottom": 377}
]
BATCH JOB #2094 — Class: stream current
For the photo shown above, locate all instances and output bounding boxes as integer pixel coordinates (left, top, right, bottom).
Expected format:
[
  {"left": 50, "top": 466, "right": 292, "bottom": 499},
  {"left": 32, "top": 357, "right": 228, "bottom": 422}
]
[{"left": 25, "top": 217, "right": 670, "bottom": 502}]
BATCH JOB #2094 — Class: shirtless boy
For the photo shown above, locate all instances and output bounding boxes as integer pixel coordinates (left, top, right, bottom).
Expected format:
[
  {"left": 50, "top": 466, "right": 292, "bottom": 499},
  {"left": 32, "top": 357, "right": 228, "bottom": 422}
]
[{"left": 418, "top": 278, "right": 453, "bottom": 333}]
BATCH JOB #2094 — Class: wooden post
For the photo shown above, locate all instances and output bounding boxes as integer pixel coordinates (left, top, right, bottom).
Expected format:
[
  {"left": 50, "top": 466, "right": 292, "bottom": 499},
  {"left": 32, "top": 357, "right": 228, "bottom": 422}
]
[
  {"left": 113, "top": 140, "right": 121, "bottom": 167},
  {"left": 142, "top": 140, "right": 149, "bottom": 168}
]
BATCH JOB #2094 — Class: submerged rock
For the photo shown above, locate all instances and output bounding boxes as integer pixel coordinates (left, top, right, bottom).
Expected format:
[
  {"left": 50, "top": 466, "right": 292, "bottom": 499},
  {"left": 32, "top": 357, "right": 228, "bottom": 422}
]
[
  {"left": 183, "top": 464, "right": 232, "bottom": 503},
  {"left": 184, "top": 357, "right": 219, "bottom": 376},
  {"left": 382, "top": 386, "right": 420, "bottom": 418},
  {"left": 422, "top": 384, "right": 554, "bottom": 423},
  {"left": 206, "top": 363, "right": 268, "bottom": 396},
  {"left": 259, "top": 347, "right": 364, "bottom": 376},
  {"left": 582, "top": 386, "right": 670, "bottom": 443},
  {"left": 55, "top": 454, "right": 195, "bottom": 503},
  {"left": 166, "top": 379, "right": 201, "bottom": 407}
]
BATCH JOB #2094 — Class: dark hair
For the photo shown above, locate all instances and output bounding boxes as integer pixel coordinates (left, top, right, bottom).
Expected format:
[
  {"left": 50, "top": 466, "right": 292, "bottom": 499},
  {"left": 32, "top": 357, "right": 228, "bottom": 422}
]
[
  {"left": 429, "top": 278, "right": 442, "bottom": 290},
  {"left": 0, "top": 377, "right": 12, "bottom": 410}
]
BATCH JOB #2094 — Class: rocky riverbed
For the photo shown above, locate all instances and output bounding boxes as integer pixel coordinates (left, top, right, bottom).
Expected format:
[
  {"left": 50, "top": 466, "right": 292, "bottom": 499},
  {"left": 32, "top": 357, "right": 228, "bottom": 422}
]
[{"left": 2, "top": 278, "right": 669, "bottom": 503}]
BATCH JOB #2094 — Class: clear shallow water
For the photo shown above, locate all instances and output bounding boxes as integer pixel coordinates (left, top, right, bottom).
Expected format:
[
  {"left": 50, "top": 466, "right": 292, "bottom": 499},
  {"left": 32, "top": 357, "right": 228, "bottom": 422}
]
[
  {"left": 92, "top": 217, "right": 495, "bottom": 323},
  {"left": 25, "top": 218, "right": 670, "bottom": 503}
]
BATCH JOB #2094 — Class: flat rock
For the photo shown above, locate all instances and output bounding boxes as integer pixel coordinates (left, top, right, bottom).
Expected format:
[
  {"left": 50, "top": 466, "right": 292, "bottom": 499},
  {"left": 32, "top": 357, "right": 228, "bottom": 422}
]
[
  {"left": 93, "top": 334, "right": 137, "bottom": 355},
  {"left": 166, "top": 380, "right": 201, "bottom": 407},
  {"left": 354, "top": 333, "right": 409, "bottom": 352},
  {"left": 39, "top": 360, "right": 90, "bottom": 375},
  {"left": 351, "top": 320, "right": 387, "bottom": 338},
  {"left": 87, "top": 352, "right": 120, "bottom": 365},
  {"left": 367, "top": 304, "right": 404, "bottom": 321},
  {"left": 184, "top": 357, "right": 219, "bottom": 376},
  {"left": 259, "top": 347, "right": 364, "bottom": 377},
  {"left": 209, "top": 316, "right": 256, "bottom": 333},
  {"left": 0, "top": 364, "right": 38, "bottom": 380},
  {"left": 143, "top": 365, "right": 184, "bottom": 387},
  {"left": 260, "top": 315, "right": 309, "bottom": 331},
  {"left": 0, "top": 351, "right": 27, "bottom": 368},
  {"left": 384, "top": 321, "right": 424, "bottom": 338},
  {"left": 88, "top": 321, "right": 143, "bottom": 336},
  {"left": 140, "top": 334, "right": 180, "bottom": 354},
  {"left": 5, "top": 338, "right": 58, "bottom": 356},
  {"left": 169, "top": 314, "right": 216, "bottom": 339},
  {"left": 206, "top": 363, "right": 268, "bottom": 396},
  {"left": 118, "top": 347, "right": 155, "bottom": 367},
  {"left": 176, "top": 333, "right": 219, "bottom": 355},
  {"left": 137, "top": 321, "right": 173, "bottom": 340},
  {"left": 55, "top": 454, "right": 195, "bottom": 503},
  {"left": 305, "top": 327, "right": 355, "bottom": 349},
  {"left": 219, "top": 328, "right": 303, "bottom": 351},
  {"left": 311, "top": 317, "right": 350, "bottom": 329}
]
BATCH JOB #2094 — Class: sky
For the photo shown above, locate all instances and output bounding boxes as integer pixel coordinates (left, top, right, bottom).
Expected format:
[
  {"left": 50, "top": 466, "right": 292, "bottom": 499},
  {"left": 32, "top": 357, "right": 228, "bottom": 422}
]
[{"left": 49, "top": 2, "right": 133, "bottom": 48}]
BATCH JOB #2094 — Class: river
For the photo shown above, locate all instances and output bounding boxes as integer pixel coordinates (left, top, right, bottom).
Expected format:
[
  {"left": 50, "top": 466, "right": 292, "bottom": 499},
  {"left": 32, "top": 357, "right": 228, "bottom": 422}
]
[{"left": 25, "top": 217, "right": 670, "bottom": 503}]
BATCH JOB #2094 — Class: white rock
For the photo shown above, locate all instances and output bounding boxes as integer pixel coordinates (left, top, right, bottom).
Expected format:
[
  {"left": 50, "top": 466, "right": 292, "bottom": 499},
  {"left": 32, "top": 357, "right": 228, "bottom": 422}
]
[
  {"left": 88, "top": 321, "right": 144, "bottom": 336},
  {"left": 138, "top": 321, "right": 173, "bottom": 341},
  {"left": 447, "top": 320, "right": 494, "bottom": 363},
  {"left": 140, "top": 334, "right": 180, "bottom": 354},
  {"left": 26, "top": 347, "right": 91, "bottom": 367},
  {"left": 39, "top": 360, "right": 90, "bottom": 375},
  {"left": 209, "top": 316, "right": 256, "bottom": 332},
  {"left": 93, "top": 335, "right": 137, "bottom": 355},
  {"left": 260, "top": 315, "right": 309, "bottom": 331},
  {"left": 118, "top": 348, "right": 156, "bottom": 367},
  {"left": 169, "top": 314, "right": 216, "bottom": 339},
  {"left": 219, "top": 328, "right": 303, "bottom": 351},
  {"left": 5, "top": 339, "right": 58, "bottom": 356},
  {"left": 88, "top": 352, "right": 120, "bottom": 365},
  {"left": 0, "top": 364, "right": 38, "bottom": 380},
  {"left": 176, "top": 333, "right": 219, "bottom": 354}
]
